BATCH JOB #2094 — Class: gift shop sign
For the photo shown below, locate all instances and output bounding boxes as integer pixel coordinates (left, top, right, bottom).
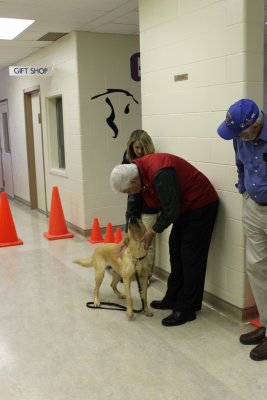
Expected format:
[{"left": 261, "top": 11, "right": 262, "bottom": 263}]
[{"left": 9, "top": 66, "right": 52, "bottom": 76}]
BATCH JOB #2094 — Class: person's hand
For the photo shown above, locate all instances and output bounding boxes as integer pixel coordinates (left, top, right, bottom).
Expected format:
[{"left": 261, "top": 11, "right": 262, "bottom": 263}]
[{"left": 140, "top": 230, "right": 156, "bottom": 250}]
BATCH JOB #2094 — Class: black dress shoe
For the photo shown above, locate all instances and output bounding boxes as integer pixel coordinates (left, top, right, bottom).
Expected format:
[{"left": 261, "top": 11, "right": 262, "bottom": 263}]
[
  {"left": 162, "top": 311, "right": 196, "bottom": 326},
  {"left": 250, "top": 337, "right": 267, "bottom": 361},
  {"left": 240, "top": 327, "right": 266, "bottom": 345},
  {"left": 150, "top": 300, "right": 175, "bottom": 310}
]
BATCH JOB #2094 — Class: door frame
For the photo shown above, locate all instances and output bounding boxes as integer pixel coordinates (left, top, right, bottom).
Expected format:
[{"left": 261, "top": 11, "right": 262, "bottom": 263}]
[
  {"left": 24, "top": 85, "right": 48, "bottom": 213},
  {"left": 0, "top": 99, "right": 14, "bottom": 196}
]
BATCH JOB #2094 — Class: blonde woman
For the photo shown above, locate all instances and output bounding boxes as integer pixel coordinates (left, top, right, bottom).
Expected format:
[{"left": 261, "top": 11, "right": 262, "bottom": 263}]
[{"left": 122, "top": 129, "right": 160, "bottom": 282}]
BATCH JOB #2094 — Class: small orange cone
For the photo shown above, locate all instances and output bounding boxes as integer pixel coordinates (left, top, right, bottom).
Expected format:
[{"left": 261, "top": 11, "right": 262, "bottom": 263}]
[
  {"left": 114, "top": 227, "right": 123, "bottom": 243},
  {"left": 44, "top": 186, "right": 73, "bottom": 240},
  {"left": 104, "top": 222, "right": 114, "bottom": 243},
  {"left": 88, "top": 217, "right": 104, "bottom": 243},
  {"left": 250, "top": 317, "right": 260, "bottom": 328},
  {"left": 0, "top": 192, "right": 23, "bottom": 247}
]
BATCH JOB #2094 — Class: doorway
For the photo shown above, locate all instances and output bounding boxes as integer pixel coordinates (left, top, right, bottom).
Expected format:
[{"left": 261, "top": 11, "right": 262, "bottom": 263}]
[
  {"left": 24, "top": 87, "right": 47, "bottom": 214},
  {"left": 0, "top": 100, "right": 14, "bottom": 197}
]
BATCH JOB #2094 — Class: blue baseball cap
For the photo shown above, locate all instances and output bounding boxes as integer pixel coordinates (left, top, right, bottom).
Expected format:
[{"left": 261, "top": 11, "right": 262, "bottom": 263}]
[{"left": 217, "top": 99, "right": 259, "bottom": 140}]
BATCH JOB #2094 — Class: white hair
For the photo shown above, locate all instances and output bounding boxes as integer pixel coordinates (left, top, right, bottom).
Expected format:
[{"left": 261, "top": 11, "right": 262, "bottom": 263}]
[
  {"left": 110, "top": 164, "right": 138, "bottom": 193},
  {"left": 241, "top": 108, "right": 264, "bottom": 135}
]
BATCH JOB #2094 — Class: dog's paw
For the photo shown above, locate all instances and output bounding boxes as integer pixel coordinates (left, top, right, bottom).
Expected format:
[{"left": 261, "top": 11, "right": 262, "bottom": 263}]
[
  {"left": 126, "top": 311, "right": 134, "bottom": 320},
  {"left": 93, "top": 302, "right": 101, "bottom": 308},
  {"left": 144, "top": 309, "right": 153, "bottom": 317}
]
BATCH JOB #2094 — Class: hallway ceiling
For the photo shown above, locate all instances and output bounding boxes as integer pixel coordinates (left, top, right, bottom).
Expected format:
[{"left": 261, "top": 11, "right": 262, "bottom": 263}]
[
  {"left": 0, "top": 0, "right": 139, "bottom": 70},
  {"left": 1, "top": 1, "right": 267, "bottom": 72}
]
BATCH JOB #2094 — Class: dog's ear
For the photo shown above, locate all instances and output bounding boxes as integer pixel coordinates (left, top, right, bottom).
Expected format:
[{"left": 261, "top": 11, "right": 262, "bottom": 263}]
[{"left": 123, "top": 233, "right": 129, "bottom": 247}]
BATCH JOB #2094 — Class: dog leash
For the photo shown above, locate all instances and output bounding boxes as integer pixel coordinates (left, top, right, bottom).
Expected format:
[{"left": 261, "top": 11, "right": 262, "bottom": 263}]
[
  {"left": 86, "top": 255, "right": 147, "bottom": 313},
  {"left": 86, "top": 301, "right": 143, "bottom": 313}
]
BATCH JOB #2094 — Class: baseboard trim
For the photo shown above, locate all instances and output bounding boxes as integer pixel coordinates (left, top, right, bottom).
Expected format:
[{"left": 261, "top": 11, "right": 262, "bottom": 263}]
[
  {"left": 14, "top": 195, "right": 31, "bottom": 207},
  {"left": 153, "top": 266, "right": 258, "bottom": 324},
  {"left": 66, "top": 222, "right": 125, "bottom": 237},
  {"left": 12, "top": 196, "right": 125, "bottom": 238},
  {"left": 203, "top": 292, "right": 258, "bottom": 324}
]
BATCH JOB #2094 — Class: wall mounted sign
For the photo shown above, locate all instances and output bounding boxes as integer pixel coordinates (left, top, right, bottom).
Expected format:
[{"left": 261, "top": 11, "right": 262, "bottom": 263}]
[
  {"left": 174, "top": 73, "right": 188, "bottom": 82},
  {"left": 9, "top": 66, "right": 52, "bottom": 76},
  {"left": 130, "top": 52, "right": 140, "bottom": 81}
]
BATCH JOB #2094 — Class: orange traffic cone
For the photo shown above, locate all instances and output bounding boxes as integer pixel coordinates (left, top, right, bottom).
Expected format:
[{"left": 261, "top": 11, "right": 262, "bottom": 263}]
[
  {"left": 104, "top": 222, "right": 114, "bottom": 243},
  {"left": 44, "top": 186, "right": 73, "bottom": 240},
  {"left": 250, "top": 317, "right": 260, "bottom": 328},
  {"left": 114, "top": 227, "right": 123, "bottom": 243},
  {"left": 88, "top": 217, "right": 104, "bottom": 243},
  {"left": 0, "top": 192, "right": 23, "bottom": 247}
]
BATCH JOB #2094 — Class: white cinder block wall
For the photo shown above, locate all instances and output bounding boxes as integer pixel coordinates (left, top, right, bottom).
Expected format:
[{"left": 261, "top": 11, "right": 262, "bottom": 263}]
[
  {"left": 139, "top": 0, "right": 264, "bottom": 311},
  {"left": 76, "top": 32, "right": 141, "bottom": 229}
]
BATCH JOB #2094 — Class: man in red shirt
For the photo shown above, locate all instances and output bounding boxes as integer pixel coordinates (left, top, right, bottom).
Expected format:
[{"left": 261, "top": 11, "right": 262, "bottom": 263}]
[{"left": 110, "top": 153, "right": 219, "bottom": 326}]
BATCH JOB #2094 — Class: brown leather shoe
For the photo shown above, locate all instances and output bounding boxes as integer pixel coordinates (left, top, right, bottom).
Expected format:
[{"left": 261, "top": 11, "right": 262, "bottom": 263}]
[
  {"left": 250, "top": 337, "right": 267, "bottom": 361},
  {"left": 240, "top": 327, "right": 266, "bottom": 345}
]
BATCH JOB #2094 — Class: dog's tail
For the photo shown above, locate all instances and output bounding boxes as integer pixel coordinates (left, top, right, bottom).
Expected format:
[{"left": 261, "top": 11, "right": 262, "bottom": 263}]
[{"left": 73, "top": 257, "right": 93, "bottom": 268}]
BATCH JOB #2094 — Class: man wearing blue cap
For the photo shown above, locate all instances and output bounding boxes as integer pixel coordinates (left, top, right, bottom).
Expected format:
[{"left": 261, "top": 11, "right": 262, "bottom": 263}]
[{"left": 218, "top": 98, "right": 267, "bottom": 361}]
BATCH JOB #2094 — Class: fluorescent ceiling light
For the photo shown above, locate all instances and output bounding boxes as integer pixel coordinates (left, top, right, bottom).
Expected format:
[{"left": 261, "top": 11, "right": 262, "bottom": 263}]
[{"left": 0, "top": 18, "right": 35, "bottom": 40}]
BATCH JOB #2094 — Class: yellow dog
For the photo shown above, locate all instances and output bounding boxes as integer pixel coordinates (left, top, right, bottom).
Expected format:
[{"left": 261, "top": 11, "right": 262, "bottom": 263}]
[{"left": 74, "top": 217, "right": 153, "bottom": 319}]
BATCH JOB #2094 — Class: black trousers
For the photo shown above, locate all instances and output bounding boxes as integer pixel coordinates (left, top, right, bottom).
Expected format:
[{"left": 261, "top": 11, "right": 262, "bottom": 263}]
[{"left": 163, "top": 200, "right": 219, "bottom": 312}]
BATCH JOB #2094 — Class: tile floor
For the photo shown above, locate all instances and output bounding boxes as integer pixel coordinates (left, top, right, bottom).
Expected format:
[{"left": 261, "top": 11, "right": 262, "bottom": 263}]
[{"left": 1, "top": 200, "right": 267, "bottom": 400}]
